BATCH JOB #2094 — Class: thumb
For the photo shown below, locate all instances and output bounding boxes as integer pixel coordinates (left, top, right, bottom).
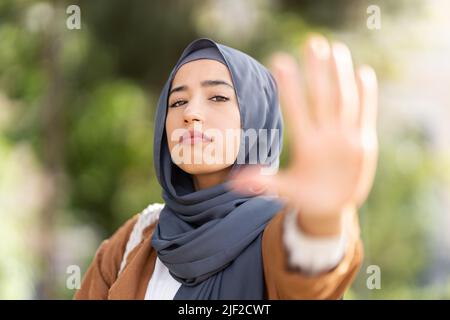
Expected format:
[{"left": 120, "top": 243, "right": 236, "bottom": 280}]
[
  {"left": 227, "top": 165, "right": 272, "bottom": 195},
  {"left": 228, "top": 165, "right": 292, "bottom": 198}
]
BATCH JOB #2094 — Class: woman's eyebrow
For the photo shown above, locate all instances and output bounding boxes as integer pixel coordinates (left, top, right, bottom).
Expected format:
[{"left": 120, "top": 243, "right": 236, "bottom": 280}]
[
  {"left": 200, "top": 79, "right": 234, "bottom": 89},
  {"left": 169, "top": 85, "right": 187, "bottom": 97},
  {"left": 168, "top": 79, "right": 234, "bottom": 98}
]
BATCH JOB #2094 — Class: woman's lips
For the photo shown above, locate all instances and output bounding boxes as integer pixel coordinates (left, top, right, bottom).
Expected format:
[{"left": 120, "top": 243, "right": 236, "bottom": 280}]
[{"left": 179, "top": 129, "right": 212, "bottom": 145}]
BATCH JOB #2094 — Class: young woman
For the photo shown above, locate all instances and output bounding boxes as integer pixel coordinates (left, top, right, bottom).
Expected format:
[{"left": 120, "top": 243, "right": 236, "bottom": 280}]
[{"left": 74, "top": 34, "right": 377, "bottom": 299}]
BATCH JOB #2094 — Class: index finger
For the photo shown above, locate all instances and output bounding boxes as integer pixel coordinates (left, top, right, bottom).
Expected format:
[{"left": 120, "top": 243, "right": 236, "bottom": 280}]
[{"left": 270, "top": 52, "right": 312, "bottom": 140}]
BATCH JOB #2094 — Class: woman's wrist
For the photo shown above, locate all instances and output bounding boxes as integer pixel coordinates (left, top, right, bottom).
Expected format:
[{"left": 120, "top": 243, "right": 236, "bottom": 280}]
[{"left": 296, "top": 205, "right": 353, "bottom": 237}]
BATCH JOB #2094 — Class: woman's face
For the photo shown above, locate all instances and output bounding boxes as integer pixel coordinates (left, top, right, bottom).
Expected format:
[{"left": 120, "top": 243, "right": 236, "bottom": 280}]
[{"left": 165, "top": 59, "right": 241, "bottom": 176}]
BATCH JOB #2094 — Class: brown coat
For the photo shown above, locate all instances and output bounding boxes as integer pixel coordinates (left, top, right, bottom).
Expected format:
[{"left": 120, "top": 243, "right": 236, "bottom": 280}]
[{"left": 74, "top": 205, "right": 363, "bottom": 300}]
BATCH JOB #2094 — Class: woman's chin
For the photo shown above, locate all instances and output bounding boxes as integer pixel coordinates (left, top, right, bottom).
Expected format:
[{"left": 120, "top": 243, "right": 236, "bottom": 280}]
[{"left": 178, "top": 163, "right": 233, "bottom": 175}]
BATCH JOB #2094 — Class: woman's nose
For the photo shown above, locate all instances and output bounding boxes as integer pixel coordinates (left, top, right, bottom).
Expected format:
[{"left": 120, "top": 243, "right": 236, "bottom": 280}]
[{"left": 183, "top": 101, "right": 205, "bottom": 124}]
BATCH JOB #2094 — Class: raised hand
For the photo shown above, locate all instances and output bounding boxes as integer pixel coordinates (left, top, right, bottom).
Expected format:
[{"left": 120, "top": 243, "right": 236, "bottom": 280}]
[{"left": 229, "top": 35, "right": 378, "bottom": 236}]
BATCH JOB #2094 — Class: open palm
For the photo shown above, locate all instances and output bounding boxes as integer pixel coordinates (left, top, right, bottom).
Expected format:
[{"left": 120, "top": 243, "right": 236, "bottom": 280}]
[{"left": 229, "top": 35, "right": 378, "bottom": 222}]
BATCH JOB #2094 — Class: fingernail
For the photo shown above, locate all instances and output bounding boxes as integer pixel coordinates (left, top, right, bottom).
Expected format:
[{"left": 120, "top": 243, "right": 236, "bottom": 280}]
[
  {"left": 273, "top": 53, "right": 296, "bottom": 74},
  {"left": 358, "top": 65, "right": 377, "bottom": 85},
  {"left": 310, "top": 37, "right": 330, "bottom": 59},
  {"left": 271, "top": 56, "right": 286, "bottom": 77},
  {"left": 248, "top": 182, "right": 267, "bottom": 194},
  {"left": 331, "top": 42, "right": 350, "bottom": 61}
]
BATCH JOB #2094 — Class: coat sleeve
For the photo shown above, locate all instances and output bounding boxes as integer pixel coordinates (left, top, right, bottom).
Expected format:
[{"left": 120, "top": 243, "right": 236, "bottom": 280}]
[
  {"left": 262, "top": 205, "right": 364, "bottom": 299},
  {"left": 73, "top": 215, "right": 139, "bottom": 300}
]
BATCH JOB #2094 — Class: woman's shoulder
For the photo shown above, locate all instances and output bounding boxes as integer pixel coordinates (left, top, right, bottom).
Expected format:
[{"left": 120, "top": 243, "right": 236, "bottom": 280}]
[
  {"left": 74, "top": 203, "right": 165, "bottom": 298},
  {"left": 116, "top": 203, "right": 165, "bottom": 274},
  {"left": 109, "top": 202, "right": 164, "bottom": 241},
  {"left": 127, "top": 202, "right": 165, "bottom": 240},
  {"left": 94, "top": 203, "right": 165, "bottom": 276},
  {"left": 105, "top": 203, "right": 164, "bottom": 245}
]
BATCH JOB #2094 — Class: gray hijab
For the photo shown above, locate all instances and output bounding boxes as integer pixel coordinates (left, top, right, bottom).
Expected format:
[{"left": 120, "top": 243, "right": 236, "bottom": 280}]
[{"left": 151, "top": 38, "right": 285, "bottom": 299}]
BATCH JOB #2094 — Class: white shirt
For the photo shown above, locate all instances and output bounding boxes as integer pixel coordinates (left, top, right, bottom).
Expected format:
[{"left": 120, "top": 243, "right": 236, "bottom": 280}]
[{"left": 145, "top": 256, "right": 182, "bottom": 300}]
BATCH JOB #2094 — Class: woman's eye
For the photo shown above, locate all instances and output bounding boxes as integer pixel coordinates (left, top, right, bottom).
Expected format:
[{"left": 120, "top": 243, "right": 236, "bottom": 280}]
[
  {"left": 170, "top": 100, "right": 187, "bottom": 108},
  {"left": 210, "top": 95, "right": 229, "bottom": 103}
]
